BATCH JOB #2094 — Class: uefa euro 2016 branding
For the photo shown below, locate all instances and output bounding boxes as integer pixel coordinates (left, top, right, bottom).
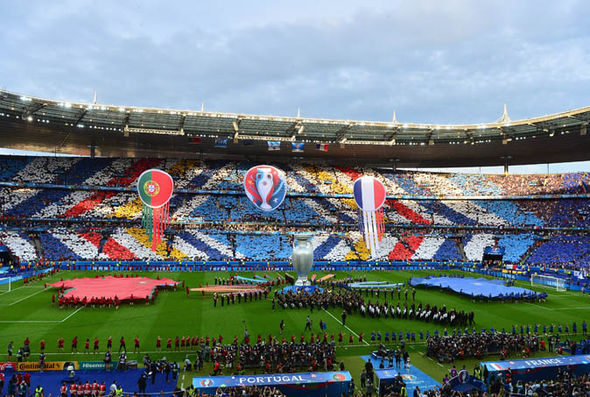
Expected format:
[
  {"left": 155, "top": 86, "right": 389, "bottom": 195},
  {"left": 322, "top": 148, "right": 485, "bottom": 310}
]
[
  {"left": 243, "top": 165, "right": 287, "bottom": 211},
  {"left": 458, "top": 370, "right": 469, "bottom": 383},
  {"left": 200, "top": 379, "right": 214, "bottom": 387}
]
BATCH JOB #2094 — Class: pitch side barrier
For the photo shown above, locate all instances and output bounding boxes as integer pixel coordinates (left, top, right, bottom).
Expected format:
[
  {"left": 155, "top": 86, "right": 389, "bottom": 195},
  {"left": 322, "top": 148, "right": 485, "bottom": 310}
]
[
  {"left": 0, "top": 267, "right": 54, "bottom": 286},
  {"left": 461, "top": 265, "right": 584, "bottom": 292},
  {"left": 482, "top": 355, "right": 590, "bottom": 383},
  {"left": 50, "top": 260, "right": 469, "bottom": 273},
  {"left": 8, "top": 261, "right": 583, "bottom": 291},
  {"left": 193, "top": 371, "right": 352, "bottom": 397}
]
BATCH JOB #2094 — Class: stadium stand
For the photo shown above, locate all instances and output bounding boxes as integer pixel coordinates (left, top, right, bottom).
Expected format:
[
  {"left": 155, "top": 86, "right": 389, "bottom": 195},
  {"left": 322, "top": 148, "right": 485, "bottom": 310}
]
[{"left": 0, "top": 157, "right": 588, "bottom": 267}]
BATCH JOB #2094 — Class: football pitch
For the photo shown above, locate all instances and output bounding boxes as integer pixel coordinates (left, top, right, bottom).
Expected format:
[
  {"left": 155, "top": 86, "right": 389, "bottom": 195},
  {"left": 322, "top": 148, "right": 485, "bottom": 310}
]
[{"left": 1, "top": 269, "right": 588, "bottom": 385}]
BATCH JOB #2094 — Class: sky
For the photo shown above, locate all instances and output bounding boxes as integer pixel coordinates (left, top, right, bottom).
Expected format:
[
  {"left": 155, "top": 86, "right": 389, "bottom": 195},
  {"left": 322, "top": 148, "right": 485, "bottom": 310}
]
[{"left": 0, "top": 0, "right": 589, "bottom": 173}]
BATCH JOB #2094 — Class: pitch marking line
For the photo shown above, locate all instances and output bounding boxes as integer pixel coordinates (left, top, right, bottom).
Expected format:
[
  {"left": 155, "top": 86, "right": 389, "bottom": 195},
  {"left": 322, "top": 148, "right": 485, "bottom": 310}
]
[
  {"left": 8, "top": 288, "right": 46, "bottom": 306},
  {"left": 322, "top": 308, "right": 369, "bottom": 346},
  {"left": 61, "top": 306, "right": 84, "bottom": 321},
  {"left": 0, "top": 306, "right": 84, "bottom": 323},
  {"left": 418, "top": 351, "right": 445, "bottom": 368},
  {"left": 0, "top": 285, "right": 44, "bottom": 296},
  {"left": 524, "top": 303, "right": 554, "bottom": 311},
  {"left": 557, "top": 305, "right": 590, "bottom": 310}
]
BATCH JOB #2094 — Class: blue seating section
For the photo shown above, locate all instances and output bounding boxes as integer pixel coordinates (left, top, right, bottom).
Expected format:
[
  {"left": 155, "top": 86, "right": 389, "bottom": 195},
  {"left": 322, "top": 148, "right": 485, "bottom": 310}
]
[
  {"left": 433, "top": 239, "right": 462, "bottom": 261},
  {"left": 479, "top": 200, "right": 543, "bottom": 227},
  {"left": 526, "top": 236, "right": 590, "bottom": 267},
  {"left": 0, "top": 156, "right": 33, "bottom": 181},
  {"left": 549, "top": 200, "right": 590, "bottom": 227},
  {"left": 190, "top": 197, "right": 228, "bottom": 221},
  {"left": 178, "top": 231, "right": 232, "bottom": 261},
  {"left": 39, "top": 232, "right": 82, "bottom": 261},
  {"left": 235, "top": 234, "right": 292, "bottom": 260},
  {"left": 497, "top": 234, "right": 536, "bottom": 263},
  {"left": 283, "top": 200, "right": 326, "bottom": 224},
  {"left": 313, "top": 235, "right": 342, "bottom": 260},
  {"left": 448, "top": 174, "right": 502, "bottom": 196},
  {"left": 6, "top": 189, "right": 70, "bottom": 217}
]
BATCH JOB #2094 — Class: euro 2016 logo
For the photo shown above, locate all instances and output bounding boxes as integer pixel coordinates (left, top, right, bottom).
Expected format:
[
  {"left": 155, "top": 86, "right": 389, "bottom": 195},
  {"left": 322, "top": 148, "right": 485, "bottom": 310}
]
[
  {"left": 143, "top": 180, "right": 160, "bottom": 197},
  {"left": 244, "top": 165, "right": 287, "bottom": 211},
  {"left": 200, "top": 379, "right": 214, "bottom": 387}
]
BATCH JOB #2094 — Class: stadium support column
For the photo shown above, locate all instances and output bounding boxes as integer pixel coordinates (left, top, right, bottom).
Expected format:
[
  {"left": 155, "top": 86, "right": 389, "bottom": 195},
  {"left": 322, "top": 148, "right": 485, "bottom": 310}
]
[
  {"left": 501, "top": 155, "right": 511, "bottom": 176},
  {"left": 90, "top": 133, "right": 96, "bottom": 158}
]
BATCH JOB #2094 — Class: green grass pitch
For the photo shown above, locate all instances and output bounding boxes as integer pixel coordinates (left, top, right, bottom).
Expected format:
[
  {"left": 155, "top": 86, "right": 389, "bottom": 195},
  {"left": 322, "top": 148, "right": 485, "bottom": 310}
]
[{"left": 1, "top": 269, "right": 588, "bottom": 386}]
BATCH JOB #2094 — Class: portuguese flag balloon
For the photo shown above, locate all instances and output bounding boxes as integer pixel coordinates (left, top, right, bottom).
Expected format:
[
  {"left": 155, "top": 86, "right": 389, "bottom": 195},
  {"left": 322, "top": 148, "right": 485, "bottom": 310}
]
[{"left": 137, "top": 169, "right": 174, "bottom": 251}]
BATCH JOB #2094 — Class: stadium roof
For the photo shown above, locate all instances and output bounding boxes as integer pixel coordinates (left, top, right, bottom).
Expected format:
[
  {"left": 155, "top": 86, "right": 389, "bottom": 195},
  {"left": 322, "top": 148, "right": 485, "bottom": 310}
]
[{"left": 0, "top": 89, "right": 589, "bottom": 167}]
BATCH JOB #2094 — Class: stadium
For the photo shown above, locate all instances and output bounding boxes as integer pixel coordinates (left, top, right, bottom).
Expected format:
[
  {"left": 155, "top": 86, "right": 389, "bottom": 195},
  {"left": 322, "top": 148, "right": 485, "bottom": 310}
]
[{"left": 1, "top": 3, "right": 590, "bottom": 397}]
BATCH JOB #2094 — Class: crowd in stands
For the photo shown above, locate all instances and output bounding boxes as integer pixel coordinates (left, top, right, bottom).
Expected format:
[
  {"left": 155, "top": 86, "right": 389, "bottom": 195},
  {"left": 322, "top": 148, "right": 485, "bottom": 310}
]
[
  {"left": 238, "top": 341, "right": 335, "bottom": 373},
  {"left": 0, "top": 156, "right": 588, "bottom": 268},
  {"left": 201, "top": 385, "right": 286, "bottom": 396},
  {"left": 484, "top": 367, "right": 590, "bottom": 396},
  {"left": 426, "top": 332, "right": 539, "bottom": 362}
]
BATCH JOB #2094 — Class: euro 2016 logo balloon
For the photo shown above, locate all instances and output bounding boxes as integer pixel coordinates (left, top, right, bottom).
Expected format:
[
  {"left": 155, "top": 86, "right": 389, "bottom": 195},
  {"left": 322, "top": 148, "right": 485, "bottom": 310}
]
[{"left": 243, "top": 165, "right": 287, "bottom": 211}]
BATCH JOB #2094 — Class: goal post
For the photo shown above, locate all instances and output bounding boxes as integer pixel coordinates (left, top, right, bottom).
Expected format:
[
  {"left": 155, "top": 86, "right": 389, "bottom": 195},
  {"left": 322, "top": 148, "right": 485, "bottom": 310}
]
[
  {"left": 531, "top": 274, "right": 565, "bottom": 291},
  {"left": 0, "top": 276, "right": 10, "bottom": 292}
]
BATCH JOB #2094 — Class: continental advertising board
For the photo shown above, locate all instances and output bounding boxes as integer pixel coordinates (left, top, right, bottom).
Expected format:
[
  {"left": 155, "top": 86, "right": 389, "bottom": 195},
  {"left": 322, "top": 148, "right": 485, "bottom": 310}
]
[{"left": 16, "top": 361, "right": 79, "bottom": 371}]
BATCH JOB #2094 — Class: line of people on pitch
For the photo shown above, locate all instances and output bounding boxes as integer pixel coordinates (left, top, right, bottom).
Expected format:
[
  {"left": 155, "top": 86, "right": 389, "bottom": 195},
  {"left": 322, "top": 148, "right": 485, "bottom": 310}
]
[{"left": 212, "top": 289, "right": 267, "bottom": 307}]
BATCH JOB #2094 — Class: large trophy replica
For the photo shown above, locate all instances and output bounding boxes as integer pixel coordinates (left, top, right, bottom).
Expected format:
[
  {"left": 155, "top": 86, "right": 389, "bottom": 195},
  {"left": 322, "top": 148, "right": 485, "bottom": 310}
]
[{"left": 292, "top": 233, "right": 314, "bottom": 286}]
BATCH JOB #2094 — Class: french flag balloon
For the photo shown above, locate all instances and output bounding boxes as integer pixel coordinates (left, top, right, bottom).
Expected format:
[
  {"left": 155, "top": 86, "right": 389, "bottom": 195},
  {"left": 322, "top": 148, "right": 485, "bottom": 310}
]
[{"left": 353, "top": 176, "right": 386, "bottom": 258}]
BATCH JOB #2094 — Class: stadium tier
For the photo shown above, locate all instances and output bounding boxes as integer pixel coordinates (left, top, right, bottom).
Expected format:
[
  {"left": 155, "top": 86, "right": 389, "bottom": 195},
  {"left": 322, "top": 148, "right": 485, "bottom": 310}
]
[{"left": 0, "top": 156, "right": 587, "bottom": 266}]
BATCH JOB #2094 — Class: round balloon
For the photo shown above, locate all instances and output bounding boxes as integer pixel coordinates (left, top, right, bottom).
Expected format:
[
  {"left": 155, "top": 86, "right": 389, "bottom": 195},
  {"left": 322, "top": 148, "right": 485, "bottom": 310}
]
[
  {"left": 353, "top": 176, "right": 386, "bottom": 211},
  {"left": 137, "top": 169, "right": 174, "bottom": 209},
  {"left": 243, "top": 165, "right": 287, "bottom": 211}
]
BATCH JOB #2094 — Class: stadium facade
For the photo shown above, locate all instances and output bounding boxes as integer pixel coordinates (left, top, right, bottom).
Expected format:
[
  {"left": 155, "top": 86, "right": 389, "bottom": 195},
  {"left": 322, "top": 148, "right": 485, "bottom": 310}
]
[{"left": 1, "top": 89, "right": 590, "bottom": 166}]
